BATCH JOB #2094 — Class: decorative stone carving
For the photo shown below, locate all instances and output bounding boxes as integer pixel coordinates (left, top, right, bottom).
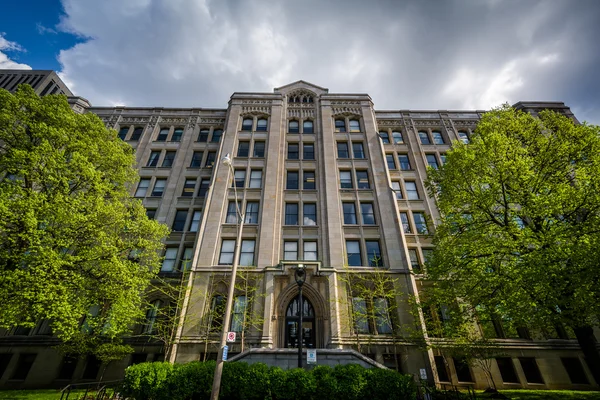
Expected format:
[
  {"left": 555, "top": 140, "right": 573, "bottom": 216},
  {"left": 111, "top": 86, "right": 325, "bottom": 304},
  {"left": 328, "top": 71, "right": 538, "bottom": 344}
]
[
  {"left": 331, "top": 107, "right": 361, "bottom": 116},
  {"left": 331, "top": 101, "right": 362, "bottom": 106},
  {"left": 121, "top": 117, "right": 149, "bottom": 124},
  {"left": 376, "top": 119, "right": 404, "bottom": 127},
  {"left": 413, "top": 120, "right": 442, "bottom": 126},
  {"left": 148, "top": 115, "right": 160, "bottom": 128},
  {"left": 161, "top": 117, "right": 188, "bottom": 124},
  {"left": 187, "top": 116, "right": 198, "bottom": 129},
  {"left": 442, "top": 119, "right": 454, "bottom": 134},
  {"left": 242, "top": 100, "right": 273, "bottom": 105},
  {"left": 288, "top": 109, "right": 315, "bottom": 118},
  {"left": 452, "top": 120, "right": 480, "bottom": 126},
  {"left": 199, "top": 118, "right": 226, "bottom": 124},
  {"left": 242, "top": 106, "right": 271, "bottom": 115}
]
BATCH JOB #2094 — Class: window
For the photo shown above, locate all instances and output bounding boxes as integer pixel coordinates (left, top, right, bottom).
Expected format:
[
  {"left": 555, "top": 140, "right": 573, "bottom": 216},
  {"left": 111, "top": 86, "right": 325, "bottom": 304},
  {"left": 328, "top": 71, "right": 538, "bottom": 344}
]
[
  {"left": 303, "top": 171, "right": 316, "bottom": 189},
  {"left": 349, "top": 119, "right": 360, "bottom": 132},
  {"left": 210, "top": 295, "right": 225, "bottom": 330},
  {"left": 198, "top": 129, "right": 209, "bottom": 142},
  {"left": 118, "top": 127, "right": 129, "bottom": 140},
  {"left": 519, "top": 358, "right": 544, "bottom": 384},
  {"left": 303, "top": 120, "right": 314, "bottom": 133},
  {"left": 392, "top": 131, "right": 403, "bottom": 144},
  {"left": 361, "top": 203, "right": 375, "bottom": 225},
  {"left": 171, "top": 128, "right": 183, "bottom": 142},
  {"left": 288, "top": 120, "right": 299, "bottom": 133},
  {"left": 219, "top": 240, "right": 235, "bottom": 265},
  {"left": 288, "top": 143, "right": 299, "bottom": 159},
  {"left": 242, "top": 118, "right": 253, "bottom": 131},
  {"left": 172, "top": 210, "right": 188, "bottom": 231},
  {"left": 418, "top": 131, "right": 431, "bottom": 145},
  {"left": 337, "top": 142, "right": 349, "bottom": 158},
  {"left": 240, "top": 240, "right": 255, "bottom": 266},
  {"left": 386, "top": 154, "right": 396, "bottom": 170},
  {"left": 398, "top": 154, "right": 411, "bottom": 170},
  {"left": 253, "top": 141, "right": 265, "bottom": 157},
  {"left": 374, "top": 298, "right": 393, "bottom": 334},
  {"left": 151, "top": 179, "right": 166, "bottom": 197},
  {"left": 147, "top": 151, "right": 160, "bottom": 167},
  {"left": 211, "top": 129, "right": 223, "bottom": 143},
  {"left": 422, "top": 249, "right": 434, "bottom": 268},
  {"left": 343, "top": 202, "right": 357, "bottom": 224},
  {"left": 356, "top": 171, "right": 370, "bottom": 189},
  {"left": 366, "top": 240, "right": 382, "bottom": 267},
  {"left": 496, "top": 358, "right": 519, "bottom": 383},
  {"left": 11, "top": 353, "right": 36, "bottom": 380},
  {"left": 226, "top": 202, "right": 239, "bottom": 224},
  {"left": 285, "top": 203, "right": 299, "bottom": 225},
  {"left": 379, "top": 131, "right": 390, "bottom": 144},
  {"left": 57, "top": 355, "right": 77, "bottom": 380},
  {"left": 157, "top": 128, "right": 169, "bottom": 141},
  {"left": 391, "top": 181, "right": 403, "bottom": 199},
  {"left": 146, "top": 209, "right": 156, "bottom": 219},
  {"left": 180, "top": 247, "right": 194, "bottom": 271},
  {"left": 237, "top": 142, "right": 250, "bottom": 157},
  {"left": 400, "top": 212, "right": 411, "bottom": 233},
  {"left": 352, "top": 298, "right": 369, "bottom": 333},
  {"left": 286, "top": 171, "right": 299, "bottom": 189},
  {"left": 303, "top": 143, "right": 314, "bottom": 160},
  {"left": 231, "top": 296, "right": 247, "bottom": 332},
  {"left": 435, "top": 356, "right": 451, "bottom": 382},
  {"left": 249, "top": 170, "right": 263, "bottom": 188},
  {"left": 340, "top": 171, "right": 353, "bottom": 189},
  {"left": 405, "top": 181, "right": 419, "bottom": 200},
  {"left": 182, "top": 179, "right": 196, "bottom": 196},
  {"left": 453, "top": 358, "right": 473, "bottom": 382},
  {"left": 561, "top": 358, "right": 589, "bottom": 384},
  {"left": 413, "top": 212, "right": 428, "bottom": 234},
  {"left": 233, "top": 170, "right": 246, "bottom": 187},
  {"left": 408, "top": 249, "right": 420, "bottom": 272},
  {"left": 190, "top": 151, "right": 203, "bottom": 167},
  {"left": 346, "top": 241, "right": 362, "bottom": 266},
  {"left": 440, "top": 154, "right": 447, "bottom": 164},
  {"left": 256, "top": 118, "right": 268, "bottom": 131},
  {"left": 189, "top": 210, "right": 202, "bottom": 232},
  {"left": 304, "top": 241, "right": 318, "bottom": 260},
  {"left": 162, "top": 151, "right": 176, "bottom": 167},
  {"left": 284, "top": 241, "right": 298, "bottom": 260},
  {"left": 335, "top": 119, "right": 346, "bottom": 132},
  {"left": 432, "top": 131, "right": 444, "bottom": 145},
  {"left": 135, "top": 179, "right": 150, "bottom": 197},
  {"left": 352, "top": 142, "right": 365, "bottom": 159},
  {"left": 426, "top": 154, "right": 439, "bottom": 169},
  {"left": 131, "top": 127, "right": 143, "bottom": 141},
  {"left": 205, "top": 152, "right": 216, "bottom": 168},
  {"left": 161, "top": 248, "right": 178, "bottom": 271},
  {"left": 245, "top": 202, "right": 259, "bottom": 224},
  {"left": 458, "top": 131, "right": 469, "bottom": 144},
  {"left": 303, "top": 203, "right": 317, "bottom": 226},
  {"left": 198, "top": 179, "right": 210, "bottom": 197}
]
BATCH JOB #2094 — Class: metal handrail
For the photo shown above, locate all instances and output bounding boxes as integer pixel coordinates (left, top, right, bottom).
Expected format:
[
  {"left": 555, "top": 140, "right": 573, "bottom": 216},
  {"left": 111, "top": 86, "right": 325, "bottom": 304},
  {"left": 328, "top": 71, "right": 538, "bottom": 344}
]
[{"left": 60, "top": 380, "right": 122, "bottom": 400}]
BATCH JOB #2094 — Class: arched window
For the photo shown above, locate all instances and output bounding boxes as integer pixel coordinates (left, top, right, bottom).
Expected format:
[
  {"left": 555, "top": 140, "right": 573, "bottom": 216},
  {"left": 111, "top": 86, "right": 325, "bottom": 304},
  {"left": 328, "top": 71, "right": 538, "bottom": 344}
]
[
  {"left": 231, "top": 295, "right": 247, "bottom": 332},
  {"left": 308, "top": 96, "right": 314, "bottom": 103},
  {"left": 289, "top": 120, "right": 299, "bottom": 133},
  {"left": 379, "top": 131, "right": 390, "bottom": 144},
  {"left": 242, "top": 118, "right": 253, "bottom": 131},
  {"left": 349, "top": 119, "right": 360, "bottom": 132},
  {"left": 256, "top": 118, "right": 268, "bottom": 132},
  {"left": 142, "top": 300, "right": 163, "bottom": 334},
  {"left": 335, "top": 119, "right": 346, "bottom": 133},
  {"left": 302, "top": 96, "right": 308, "bottom": 103},
  {"left": 303, "top": 120, "right": 314, "bottom": 134}
]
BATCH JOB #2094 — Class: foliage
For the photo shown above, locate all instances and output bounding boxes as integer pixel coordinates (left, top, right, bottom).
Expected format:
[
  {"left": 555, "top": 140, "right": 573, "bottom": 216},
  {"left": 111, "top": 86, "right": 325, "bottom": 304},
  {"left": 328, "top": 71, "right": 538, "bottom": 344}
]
[
  {"left": 0, "top": 85, "right": 169, "bottom": 341},
  {"left": 120, "top": 361, "right": 415, "bottom": 400}
]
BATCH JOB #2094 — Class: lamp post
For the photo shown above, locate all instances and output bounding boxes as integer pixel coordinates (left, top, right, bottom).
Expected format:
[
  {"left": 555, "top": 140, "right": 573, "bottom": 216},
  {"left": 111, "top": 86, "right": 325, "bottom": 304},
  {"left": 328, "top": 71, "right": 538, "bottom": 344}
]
[
  {"left": 294, "top": 264, "right": 306, "bottom": 368},
  {"left": 210, "top": 153, "right": 246, "bottom": 400}
]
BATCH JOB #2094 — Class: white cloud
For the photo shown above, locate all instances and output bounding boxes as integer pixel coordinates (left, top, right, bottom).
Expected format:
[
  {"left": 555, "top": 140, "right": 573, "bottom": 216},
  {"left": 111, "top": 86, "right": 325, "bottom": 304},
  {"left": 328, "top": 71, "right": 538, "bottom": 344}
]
[{"left": 0, "top": 33, "right": 31, "bottom": 70}]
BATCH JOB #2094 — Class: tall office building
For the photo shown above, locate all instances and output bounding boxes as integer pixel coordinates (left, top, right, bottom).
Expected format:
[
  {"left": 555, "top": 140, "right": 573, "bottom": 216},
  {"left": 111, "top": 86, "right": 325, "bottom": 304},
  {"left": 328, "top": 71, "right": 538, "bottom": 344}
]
[{"left": 0, "top": 72, "right": 597, "bottom": 390}]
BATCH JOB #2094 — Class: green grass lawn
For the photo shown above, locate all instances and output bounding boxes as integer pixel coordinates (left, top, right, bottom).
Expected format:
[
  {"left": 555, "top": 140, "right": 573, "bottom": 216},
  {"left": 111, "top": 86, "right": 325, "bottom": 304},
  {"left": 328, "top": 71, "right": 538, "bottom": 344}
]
[{"left": 0, "top": 389, "right": 111, "bottom": 400}]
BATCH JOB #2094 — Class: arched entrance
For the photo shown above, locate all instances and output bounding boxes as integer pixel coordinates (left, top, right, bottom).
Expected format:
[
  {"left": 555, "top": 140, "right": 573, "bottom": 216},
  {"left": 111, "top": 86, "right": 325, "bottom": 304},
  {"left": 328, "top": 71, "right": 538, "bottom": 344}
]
[{"left": 284, "top": 296, "right": 316, "bottom": 349}]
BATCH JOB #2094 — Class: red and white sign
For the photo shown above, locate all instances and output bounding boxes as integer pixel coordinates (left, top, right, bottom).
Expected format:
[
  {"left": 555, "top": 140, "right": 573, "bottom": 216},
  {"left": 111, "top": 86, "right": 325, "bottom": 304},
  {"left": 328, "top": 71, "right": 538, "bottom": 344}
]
[{"left": 227, "top": 332, "right": 236, "bottom": 342}]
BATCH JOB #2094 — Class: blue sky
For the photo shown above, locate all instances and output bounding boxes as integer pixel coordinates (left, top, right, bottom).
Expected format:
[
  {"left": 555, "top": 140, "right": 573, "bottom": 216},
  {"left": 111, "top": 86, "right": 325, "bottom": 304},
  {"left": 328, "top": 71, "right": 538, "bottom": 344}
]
[{"left": 1, "top": 0, "right": 599, "bottom": 125}]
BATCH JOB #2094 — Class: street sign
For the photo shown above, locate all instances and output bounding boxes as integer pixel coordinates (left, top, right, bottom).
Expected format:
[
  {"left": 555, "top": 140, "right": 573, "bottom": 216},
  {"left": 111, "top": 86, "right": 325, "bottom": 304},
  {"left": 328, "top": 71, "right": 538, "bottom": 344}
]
[
  {"left": 227, "top": 331, "right": 236, "bottom": 342},
  {"left": 222, "top": 345, "right": 229, "bottom": 361},
  {"left": 419, "top": 368, "right": 427, "bottom": 380},
  {"left": 307, "top": 349, "right": 317, "bottom": 364}
]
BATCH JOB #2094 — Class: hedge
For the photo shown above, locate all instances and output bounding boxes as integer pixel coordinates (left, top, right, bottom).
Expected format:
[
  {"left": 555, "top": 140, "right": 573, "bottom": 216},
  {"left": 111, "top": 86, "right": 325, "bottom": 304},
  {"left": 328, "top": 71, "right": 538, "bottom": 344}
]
[{"left": 120, "top": 361, "right": 416, "bottom": 400}]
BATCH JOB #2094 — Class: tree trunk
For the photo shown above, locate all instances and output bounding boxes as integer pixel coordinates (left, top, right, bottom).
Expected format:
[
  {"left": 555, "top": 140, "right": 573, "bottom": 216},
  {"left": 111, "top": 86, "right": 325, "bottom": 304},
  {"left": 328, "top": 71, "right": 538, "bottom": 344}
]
[{"left": 573, "top": 325, "right": 600, "bottom": 384}]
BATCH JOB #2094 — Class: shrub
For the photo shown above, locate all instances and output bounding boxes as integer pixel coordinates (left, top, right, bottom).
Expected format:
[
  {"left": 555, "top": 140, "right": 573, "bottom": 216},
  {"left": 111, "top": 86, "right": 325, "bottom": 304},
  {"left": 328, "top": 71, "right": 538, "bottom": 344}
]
[
  {"left": 121, "top": 361, "right": 174, "bottom": 400},
  {"left": 332, "top": 364, "right": 368, "bottom": 400},
  {"left": 364, "top": 367, "right": 416, "bottom": 400}
]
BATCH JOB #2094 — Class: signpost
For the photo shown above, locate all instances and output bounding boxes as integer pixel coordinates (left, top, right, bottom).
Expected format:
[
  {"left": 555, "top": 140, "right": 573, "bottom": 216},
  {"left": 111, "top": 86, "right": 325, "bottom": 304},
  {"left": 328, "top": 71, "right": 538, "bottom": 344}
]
[{"left": 307, "top": 349, "right": 317, "bottom": 364}]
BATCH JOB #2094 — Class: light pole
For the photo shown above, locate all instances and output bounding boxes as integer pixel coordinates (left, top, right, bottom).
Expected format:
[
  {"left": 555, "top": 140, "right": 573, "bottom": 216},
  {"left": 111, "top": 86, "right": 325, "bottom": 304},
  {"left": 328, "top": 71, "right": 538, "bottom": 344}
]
[
  {"left": 294, "top": 264, "right": 306, "bottom": 368},
  {"left": 210, "top": 153, "right": 246, "bottom": 400}
]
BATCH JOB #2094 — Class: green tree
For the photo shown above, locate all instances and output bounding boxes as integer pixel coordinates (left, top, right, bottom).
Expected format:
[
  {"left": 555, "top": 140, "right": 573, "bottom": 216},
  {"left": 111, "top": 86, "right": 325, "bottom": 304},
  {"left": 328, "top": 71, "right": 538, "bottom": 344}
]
[
  {"left": 0, "top": 85, "right": 169, "bottom": 341},
  {"left": 424, "top": 105, "right": 600, "bottom": 382}
]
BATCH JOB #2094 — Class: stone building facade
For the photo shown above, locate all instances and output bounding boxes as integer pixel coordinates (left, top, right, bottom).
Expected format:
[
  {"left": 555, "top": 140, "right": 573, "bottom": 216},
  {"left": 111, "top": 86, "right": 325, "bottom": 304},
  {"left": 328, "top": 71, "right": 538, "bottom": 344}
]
[{"left": 0, "top": 74, "right": 597, "bottom": 390}]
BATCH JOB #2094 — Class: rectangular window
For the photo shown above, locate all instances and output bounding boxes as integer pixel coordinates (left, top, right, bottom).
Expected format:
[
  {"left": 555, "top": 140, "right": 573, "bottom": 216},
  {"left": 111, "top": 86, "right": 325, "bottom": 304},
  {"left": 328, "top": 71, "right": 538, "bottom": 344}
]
[
  {"left": 190, "top": 151, "right": 203, "bottom": 167},
  {"left": 240, "top": 240, "right": 255, "bottom": 266},
  {"left": 408, "top": 249, "right": 420, "bottom": 272},
  {"left": 386, "top": 154, "right": 396, "bottom": 170},
  {"left": 458, "top": 131, "right": 470, "bottom": 144},
  {"left": 366, "top": 240, "right": 382, "bottom": 267},
  {"left": 157, "top": 128, "right": 169, "bottom": 142},
  {"left": 249, "top": 170, "right": 263, "bottom": 188},
  {"left": 182, "top": 178, "right": 196, "bottom": 197},
  {"left": 118, "top": 127, "right": 129, "bottom": 140},
  {"left": 285, "top": 203, "right": 299, "bottom": 225},
  {"left": 161, "top": 151, "right": 176, "bottom": 167},
  {"left": 361, "top": 203, "right": 375, "bottom": 225},
  {"left": 392, "top": 131, "right": 403, "bottom": 144},
  {"left": 161, "top": 248, "right": 178, "bottom": 272},
  {"left": 422, "top": 249, "right": 433, "bottom": 268},
  {"left": 147, "top": 151, "right": 160, "bottom": 167},
  {"left": 151, "top": 179, "right": 166, "bottom": 197},
  {"left": 180, "top": 247, "right": 194, "bottom": 271},
  {"left": 560, "top": 358, "right": 589, "bottom": 384},
  {"left": 400, "top": 212, "right": 411, "bottom": 233},
  {"left": 303, "top": 120, "right": 314, "bottom": 134},
  {"left": 304, "top": 241, "right": 318, "bottom": 261},
  {"left": 405, "top": 181, "right": 419, "bottom": 200},
  {"left": 198, "top": 129, "right": 209, "bottom": 142},
  {"left": 426, "top": 154, "right": 439, "bottom": 169},
  {"left": 335, "top": 119, "right": 346, "bottom": 133},
  {"left": 219, "top": 240, "right": 235, "bottom": 265},
  {"left": 356, "top": 171, "right": 370, "bottom": 189},
  {"left": 374, "top": 298, "right": 393, "bottom": 334},
  {"left": 398, "top": 154, "right": 411, "bottom": 170},
  {"left": 303, "top": 143, "right": 315, "bottom": 160},
  {"left": 189, "top": 210, "right": 202, "bottom": 232},
  {"left": 413, "top": 212, "right": 428, "bottom": 234},
  {"left": 343, "top": 202, "right": 357, "bottom": 224},
  {"left": 198, "top": 179, "right": 210, "bottom": 197},
  {"left": 340, "top": 171, "right": 353, "bottom": 189},
  {"left": 349, "top": 120, "right": 360, "bottom": 132},
  {"left": 57, "top": 355, "right": 77, "bottom": 380},
  {"left": 171, "top": 128, "right": 183, "bottom": 142},
  {"left": 146, "top": 209, "right": 156, "bottom": 219},
  {"left": 237, "top": 142, "right": 250, "bottom": 157},
  {"left": 211, "top": 129, "right": 223, "bottom": 143},
  {"left": 440, "top": 154, "right": 447, "bottom": 164},
  {"left": 288, "top": 143, "right": 299, "bottom": 159},
  {"left": 337, "top": 142, "right": 349, "bottom": 158},
  {"left": 245, "top": 202, "right": 259, "bottom": 224},
  {"left": 352, "top": 298, "right": 369, "bottom": 333},
  {"left": 172, "top": 210, "right": 188, "bottom": 231},
  {"left": 226, "top": 201, "right": 240, "bottom": 224},
  {"left": 131, "top": 127, "right": 143, "bottom": 141},
  {"left": 379, "top": 131, "right": 390, "bottom": 144},
  {"left": 205, "top": 152, "right": 216, "bottom": 168},
  {"left": 303, "top": 171, "right": 316, "bottom": 190},
  {"left": 346, "top": 240, "right": 362, "bottom": 266},
  {"left": 242, "top": 119, "right": 253, "bottom": 131},
  {"left": 496, "top": 358, "right": 519, "bottom": 383},
  {"left": 435, "top": 356, "right": 450, "bottom": 382},
  {"left": 519, "top": 358, "right": 544, "bottom": 384},
  {"left": 432, "top": 131, "right": 444, "bottom": 145},
  {"left": 284, "top": 241, "right": 298, "bottom": 260},
  {"left": 288, "top": 120, "right": 299, "bottom": 133},
  {"left": 256, "top": 119, "right": 268, "bottom": 131},
  {"left": 11, "top": 353, "right": 36, "bottom": 380},
  {"left": 453, "top": 358, "right": 473, "bottom": 382},
  {"left": 286, "top": 171, "right": 299, "bottom": 190},
  {"left": 303, "top": 203, "right": 317, "bottom": 226},
  {"left": 231, "top": 296, "right": 247, "bottom": 332},
  {"left": 391, "top": 181, "right": 403, "bottom": 199},
  {"left": 135, "top": 178, "right": 150, "bottom": 197},
  {"left": 418, "top": 131, "right": 431, "bottom": 145},
  {"left": 352, "top": 142, "right": 365, "bottom": 159},
  {"left": 233, "top": 170, "right": 246, "bottom": 188},
  {"left": 253, "top": 141, "right": 265, "bottom": 158}
]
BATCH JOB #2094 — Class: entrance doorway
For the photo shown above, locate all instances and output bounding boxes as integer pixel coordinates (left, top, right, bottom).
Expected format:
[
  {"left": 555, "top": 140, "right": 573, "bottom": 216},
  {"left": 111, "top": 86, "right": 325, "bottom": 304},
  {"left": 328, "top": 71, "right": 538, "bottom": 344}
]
[{"left": 284, "top": 296, "right": 315, "bottom": 348}]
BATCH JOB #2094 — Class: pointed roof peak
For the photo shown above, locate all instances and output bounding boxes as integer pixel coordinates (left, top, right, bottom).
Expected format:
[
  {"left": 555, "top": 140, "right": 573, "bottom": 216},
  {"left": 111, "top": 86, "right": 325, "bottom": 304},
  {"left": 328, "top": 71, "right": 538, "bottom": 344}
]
[{"left": 274, "top": 80, "right": 328, "bottom": 95}]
